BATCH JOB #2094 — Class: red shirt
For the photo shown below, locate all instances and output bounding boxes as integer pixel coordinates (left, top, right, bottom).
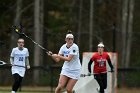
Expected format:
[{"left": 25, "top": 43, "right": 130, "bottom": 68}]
[{"left": 90, "top": 52, "right": 110, "bottom": 74}]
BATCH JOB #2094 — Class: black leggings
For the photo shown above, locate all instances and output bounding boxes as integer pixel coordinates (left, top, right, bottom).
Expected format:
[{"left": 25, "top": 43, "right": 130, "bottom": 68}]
[
  {"left": 94, "top": 73, "right": 107, "bottom": 93},
  {"left": 12, "top": 73, "right": 23, "bottom": 92}
]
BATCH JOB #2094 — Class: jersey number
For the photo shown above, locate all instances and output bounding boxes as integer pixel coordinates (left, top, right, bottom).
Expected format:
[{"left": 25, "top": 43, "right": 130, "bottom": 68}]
[
  {"left": 99, "top": 61, "right": 104, "bottom": 67},
  {"left": 19, "top": 57, "right": 23, "bottom": 61}
]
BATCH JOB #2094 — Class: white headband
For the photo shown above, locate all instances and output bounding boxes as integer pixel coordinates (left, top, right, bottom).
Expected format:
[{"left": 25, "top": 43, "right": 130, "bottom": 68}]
[
  {"left": 98, "top": 43, "right": 104, "bottom": 47},
  {"left": 66, "top": 34, "right": 74, "bottom": 38}
]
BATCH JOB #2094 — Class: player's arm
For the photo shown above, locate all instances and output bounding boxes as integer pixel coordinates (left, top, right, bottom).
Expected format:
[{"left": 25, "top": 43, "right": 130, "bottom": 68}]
[
  {"left": 59, "top": 46, "right": 77, "bottom": 62},
  {"left": 10, "top": 57, "right": 14, "bottom": 65},
  {"left": 107, "top": 58, "right": 114, "bottom": 72},
  {"left": 51, "top": 54, "right": 61, "bottom": 62},
  {"left": 59, "top": 54, "right": 74, "bottom": 62},
  {"left": 25, "top": 57, "right": 30, "bottom": 69},
  {"left": 51, "top": 54, "right": 74, "bottom": 62},
  {"left": 10, "top": 48, "right": 14, "bottom": 65},
  {"left": 88, "top": 59, "right": 93, "bottom": 73}
]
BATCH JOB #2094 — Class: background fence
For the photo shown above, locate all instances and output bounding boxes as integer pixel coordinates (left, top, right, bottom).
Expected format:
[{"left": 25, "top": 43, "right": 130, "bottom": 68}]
[{"left": 0, "top": 66, "right": 140, "bottom": 91}]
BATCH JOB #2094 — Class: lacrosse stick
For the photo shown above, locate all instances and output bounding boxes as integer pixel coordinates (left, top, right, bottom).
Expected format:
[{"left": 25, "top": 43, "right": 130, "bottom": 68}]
[
  {"left": 0, "top": 60, "right": 26, "bottom": 68},
  {"left": 12, "top": 26, "right": 52, "bottom": 55},
  {"left": 80, "top": 71, "right": 114, "bottom": 77},
  {"left": 80, "top": 73, "right": 94, "bottom": 77}
]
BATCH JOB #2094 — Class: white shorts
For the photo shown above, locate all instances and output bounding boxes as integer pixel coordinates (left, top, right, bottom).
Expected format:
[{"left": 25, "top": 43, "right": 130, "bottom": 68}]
[
  {"left": 61, "top": 69, "right": 81, "bottom": 80},
  {"left": 11, "top": 67, "right": 26, "bottom": 77}
]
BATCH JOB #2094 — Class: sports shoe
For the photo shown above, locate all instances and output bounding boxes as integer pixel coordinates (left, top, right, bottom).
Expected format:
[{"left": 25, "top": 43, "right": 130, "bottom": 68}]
[{"left": 11, "top": 91, "right": 16, "bottom": 93}]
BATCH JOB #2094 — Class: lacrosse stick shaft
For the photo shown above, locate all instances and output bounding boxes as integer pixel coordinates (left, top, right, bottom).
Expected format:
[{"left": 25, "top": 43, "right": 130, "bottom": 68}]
[
  {"left": 6, "top": 64, "right": 26, "bottom": 68},
  {"left": 23, "top": 33, "right": 49, "bottom": 52},
  {"left": 13, "top": 26, "right": 50, "bottom": 54},
  {"left": 0, "top": 61, "right": 26, "bottom": 68},
  {"left": 80, "top": 71, "right": 113, "bottom": 77}
]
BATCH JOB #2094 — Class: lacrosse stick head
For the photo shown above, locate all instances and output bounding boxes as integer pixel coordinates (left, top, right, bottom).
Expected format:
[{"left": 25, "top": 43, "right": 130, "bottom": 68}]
[
  {"left": 12, "top": 26, "right": 24, "bottom": 35},
  {"left": 0, "top": 60, "right": 6, "bottom": 65}
]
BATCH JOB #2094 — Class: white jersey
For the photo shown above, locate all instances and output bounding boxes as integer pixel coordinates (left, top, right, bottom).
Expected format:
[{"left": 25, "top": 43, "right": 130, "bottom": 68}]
[
  {"left": 59, "top": 43, "right": 81, "bottom": 71},
  {"left": 10, "top": 47, "right": 29, "bottom": 77}
]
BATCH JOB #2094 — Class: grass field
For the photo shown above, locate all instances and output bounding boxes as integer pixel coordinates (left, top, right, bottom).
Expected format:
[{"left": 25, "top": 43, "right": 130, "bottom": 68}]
[
  {"left": 0, "top": 86, "right": 52, "bottom": 93},
  {"left": 0, "top": 91, "right": 47, "bottom": 93},
  {"left": 0, "top": 86, "right": 140, "bottom": 93},
  {"left": 118, "top": 88, "right": 140, "bottom": 93}
]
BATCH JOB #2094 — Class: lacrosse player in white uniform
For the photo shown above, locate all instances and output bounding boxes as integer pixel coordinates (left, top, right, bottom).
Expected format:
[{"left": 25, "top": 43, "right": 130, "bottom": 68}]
[
  {"left": 10, "top": 38, "right": 30, "bottom": 93},
  {"left": 48, "top": 31, "right": 81, "bottom": 93}
]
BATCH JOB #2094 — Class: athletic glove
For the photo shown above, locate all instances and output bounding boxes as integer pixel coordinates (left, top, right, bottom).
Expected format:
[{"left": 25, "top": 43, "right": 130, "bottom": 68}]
[
  {"left": 47, "top": 51, "right": 53, "bottom": 56},
  {"left": 110, "top": 68, "right": 114, "bottom": 72},
  {"left": 88, "top": 72, "right": 91, "bottom": 76},
  {"left": 27, "top": 65, "right": 30, "bottom": 69}
]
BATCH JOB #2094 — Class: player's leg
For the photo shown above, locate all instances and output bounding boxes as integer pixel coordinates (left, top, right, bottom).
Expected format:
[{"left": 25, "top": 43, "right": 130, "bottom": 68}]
[
  {"left": 99, "top": 73, "right": 107, "bottom": 93},
  {"left": 12, "top": 73, "right": 23, "bottom": 93},
  {"left": 94, "top": 74, "right": 104, "bottom": 93},
  {"left": 101, "top": 73, "right": 107, "bottom": 89},
  {"left": 55, "top": 75, "right": 69, "bottom": 93},
  {"left": 66, "top": 78, "right": 77, "bottom": 93},
  {"left": 12, "top": 73, "right": 18, "bottom": 93}
]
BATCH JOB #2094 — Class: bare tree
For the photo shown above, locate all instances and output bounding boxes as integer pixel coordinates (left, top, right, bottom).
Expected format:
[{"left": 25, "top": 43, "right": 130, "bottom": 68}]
[
  {"left": 34, "top": 0, "right": 44, "bottom": 84},
  {"left": 121, "top": 0, "right": 135, "bottom": 68},
  {"left": 89, "top": 0, "right": 94, "bottom": 51},
  {"left": 77, "top": 0, "right": 83, "bottom": 46},
  {"left": 121, "top": 0, "right": 129, "bottom": 67},
  {"left": 125, "top": 0, "right": 135, "bottom": 67},
  {"left": 11, "top": 0, "right": 22, "bottom": 48}
]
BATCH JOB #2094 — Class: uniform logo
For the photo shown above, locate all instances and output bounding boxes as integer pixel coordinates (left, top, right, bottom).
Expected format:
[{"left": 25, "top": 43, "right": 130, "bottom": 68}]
[{"left": 73, "top": 50, "right": 76, "bottom": 53}]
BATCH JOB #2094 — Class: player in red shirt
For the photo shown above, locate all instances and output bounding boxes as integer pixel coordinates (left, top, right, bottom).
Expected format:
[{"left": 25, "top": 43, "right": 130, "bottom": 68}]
[{"left": 88, "top": 42, "right": 114, "bottom": 93}]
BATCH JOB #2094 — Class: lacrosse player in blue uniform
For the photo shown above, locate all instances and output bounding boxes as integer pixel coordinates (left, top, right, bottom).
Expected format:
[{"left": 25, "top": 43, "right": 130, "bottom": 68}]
[
  {"left": 48, "top": 31, "right": 81, "bottom": 93},
  {"left": 10, "top": 38, "right": 30, "bottom": 93}
]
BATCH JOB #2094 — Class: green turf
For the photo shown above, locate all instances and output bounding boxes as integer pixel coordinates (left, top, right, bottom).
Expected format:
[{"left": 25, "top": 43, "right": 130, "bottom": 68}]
[{"left": 0, "top": 92, "right": 50, "bottom": 93}]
